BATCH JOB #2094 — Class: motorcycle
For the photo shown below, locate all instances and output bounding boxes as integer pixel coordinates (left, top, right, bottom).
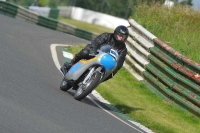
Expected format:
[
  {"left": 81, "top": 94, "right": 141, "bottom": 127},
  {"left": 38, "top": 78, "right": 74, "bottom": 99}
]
[{"left": 60, "top": 44, "right": 119, "bottom": 100}]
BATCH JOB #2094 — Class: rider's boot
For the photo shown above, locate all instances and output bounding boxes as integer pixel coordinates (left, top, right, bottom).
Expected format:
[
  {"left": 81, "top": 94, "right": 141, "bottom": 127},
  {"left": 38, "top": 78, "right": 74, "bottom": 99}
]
[
  {"left": 60, "top": 48, "right": 88, "bottom": 75},
  {"left": 60, "top": 57, "right": 78, "bottom": 75},
  {"left": 60, "top": 62, "right": 71, "bottom": 75}
]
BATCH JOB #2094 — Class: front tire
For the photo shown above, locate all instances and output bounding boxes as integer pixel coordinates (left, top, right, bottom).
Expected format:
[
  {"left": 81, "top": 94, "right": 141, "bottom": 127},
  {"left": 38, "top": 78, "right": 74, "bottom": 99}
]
[{"left": 74, "top": 71, "right": 101, "bottom": 100}]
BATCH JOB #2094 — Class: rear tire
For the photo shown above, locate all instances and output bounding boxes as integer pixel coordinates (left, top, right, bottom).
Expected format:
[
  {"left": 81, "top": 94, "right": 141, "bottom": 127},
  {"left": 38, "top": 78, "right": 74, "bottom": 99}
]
[
  {"left": 60, "top": 78, "right": 71, "bottom": 91},
  {"left": 74, "top": 71, "right": 101, "bottom": 100}
]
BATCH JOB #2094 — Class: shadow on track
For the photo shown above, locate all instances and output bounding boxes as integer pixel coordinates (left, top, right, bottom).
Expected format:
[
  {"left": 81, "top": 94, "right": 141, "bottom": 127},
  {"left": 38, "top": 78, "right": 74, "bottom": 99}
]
[{"left": 64, "top": 89, "right": 144, "bottom": 116}]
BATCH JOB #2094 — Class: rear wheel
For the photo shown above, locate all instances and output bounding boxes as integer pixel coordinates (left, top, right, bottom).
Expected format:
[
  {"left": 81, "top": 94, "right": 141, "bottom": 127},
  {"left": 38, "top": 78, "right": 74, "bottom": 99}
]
[
  {"left": 74, "top": 71, "right": 101, "bottom": 100},
  {"left": 60, "top": 78, "right": 72, "bottom": 91}
]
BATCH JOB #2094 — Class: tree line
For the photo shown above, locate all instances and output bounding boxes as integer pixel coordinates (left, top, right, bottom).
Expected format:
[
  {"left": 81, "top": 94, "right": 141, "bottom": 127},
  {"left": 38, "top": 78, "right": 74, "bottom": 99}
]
[{"left": 7, "top": 0, "right": 194, "bottom": 19}]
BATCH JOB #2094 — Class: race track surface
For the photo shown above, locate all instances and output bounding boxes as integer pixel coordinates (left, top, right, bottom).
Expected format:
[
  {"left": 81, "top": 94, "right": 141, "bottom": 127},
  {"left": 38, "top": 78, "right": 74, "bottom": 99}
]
[{"left": 0, "top": 14, "right": 148, "bottom": 133}]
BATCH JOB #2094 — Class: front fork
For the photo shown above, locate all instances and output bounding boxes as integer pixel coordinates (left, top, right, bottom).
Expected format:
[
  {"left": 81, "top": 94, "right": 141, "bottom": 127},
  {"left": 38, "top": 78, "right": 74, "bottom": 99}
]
[
  {"left": 82, "top": 67, "right": 95, "bottom": 85},
  {"left": 81, "top": 66, "right": 104, "bottom": 86}
]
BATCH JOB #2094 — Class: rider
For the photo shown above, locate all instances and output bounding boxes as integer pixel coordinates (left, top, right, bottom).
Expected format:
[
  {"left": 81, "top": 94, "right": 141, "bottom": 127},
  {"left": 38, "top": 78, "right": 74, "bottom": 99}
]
[{"left": 61, "top": 25, "right": 129, "bottom": 81}]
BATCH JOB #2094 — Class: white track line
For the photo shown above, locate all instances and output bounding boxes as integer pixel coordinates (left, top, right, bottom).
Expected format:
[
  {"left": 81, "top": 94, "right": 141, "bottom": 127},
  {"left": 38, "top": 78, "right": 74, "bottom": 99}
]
[{"left": 50, "top": 44, "right": 153, "bottom": 133}]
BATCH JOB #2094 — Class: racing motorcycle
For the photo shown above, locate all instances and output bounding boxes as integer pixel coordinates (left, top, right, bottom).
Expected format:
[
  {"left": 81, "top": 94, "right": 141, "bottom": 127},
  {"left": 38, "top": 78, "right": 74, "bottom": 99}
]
[{"left": 60, "top": 44, "right": 118, "bottom": 101}]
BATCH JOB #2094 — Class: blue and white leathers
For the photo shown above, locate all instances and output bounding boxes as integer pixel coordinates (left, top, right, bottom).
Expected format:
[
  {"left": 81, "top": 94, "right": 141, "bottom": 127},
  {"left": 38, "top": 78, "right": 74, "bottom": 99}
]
[{"left": 64, "top": 45, "right": 118, "bottom": 83}]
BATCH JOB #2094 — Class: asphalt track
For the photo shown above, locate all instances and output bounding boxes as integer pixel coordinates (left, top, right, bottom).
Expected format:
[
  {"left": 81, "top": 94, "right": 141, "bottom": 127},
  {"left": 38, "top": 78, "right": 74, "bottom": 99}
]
[{"left": 0, "top": 14, "right": 149, "bottom": 133}]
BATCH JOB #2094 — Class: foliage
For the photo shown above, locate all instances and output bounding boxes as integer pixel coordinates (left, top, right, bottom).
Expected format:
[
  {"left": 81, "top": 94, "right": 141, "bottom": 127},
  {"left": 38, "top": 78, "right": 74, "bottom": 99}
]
[
  {"left": 7, "top": 0, "right": 133, "bottom": 19},
  {"left": 7, "top": 0, "right": 194, "bottom": 19},
  {"left": 48, "top": 0, "right": 58, "bottom": 7},
  {"left": 131, "top": 2, "right": 200, "bottom": 63},
  {"left": 7, "top": 0, "right": 34, "bottom": 6},
  {"left": 74, "top": 0, "right": 132, "bottom": 19},
  {"left": 173, "top": 0, "right": 193, "bottom": 6},
  {"left": 36, "top": 0, "right": 48, "bottom": 6}
]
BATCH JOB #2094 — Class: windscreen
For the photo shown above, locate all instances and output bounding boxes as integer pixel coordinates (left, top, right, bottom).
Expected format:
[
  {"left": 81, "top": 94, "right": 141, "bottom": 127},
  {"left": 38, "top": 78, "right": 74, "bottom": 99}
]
[
  {"left": 100, "top": 44, "right": 118, "bottom": 60},
  {"left": 100, "top": 44, "right": 111, "bottom": 53}
]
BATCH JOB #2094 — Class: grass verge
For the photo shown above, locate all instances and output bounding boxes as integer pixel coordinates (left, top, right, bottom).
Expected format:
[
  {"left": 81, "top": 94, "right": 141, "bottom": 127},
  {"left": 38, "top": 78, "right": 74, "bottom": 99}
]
[
  {"left": 131, "top": 3, "right": 200, "bottom": 63},
  {"left": 58, "top": 17, "right": 113, "bottom": 34},
  {"left": 66, "top": 45, "right": 200, "bottom": 133},
  {"left": 59, "top": 5, "right": 200, "bottom": 131}
]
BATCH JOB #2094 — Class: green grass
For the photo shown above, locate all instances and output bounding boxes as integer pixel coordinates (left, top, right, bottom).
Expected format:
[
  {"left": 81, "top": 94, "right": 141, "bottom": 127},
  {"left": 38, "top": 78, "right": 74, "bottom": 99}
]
[
  {"left": 58, "top": 17, "right": 114, "bottom": 34},
  {"left": 59, "top": 4, "right": 200, "bottom": 132},
  {"left": 66, "top": 45, "right": 200, "bottom": 133},
  {"left": 131, "top": 3, "right": 200, "bottom": 63}
]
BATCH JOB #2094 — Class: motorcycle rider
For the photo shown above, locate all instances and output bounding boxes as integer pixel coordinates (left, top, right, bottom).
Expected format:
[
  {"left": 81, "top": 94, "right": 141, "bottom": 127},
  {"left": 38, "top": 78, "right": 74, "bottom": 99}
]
[{"left": 61, "top": 25, "right": 129, "bottom": 81}]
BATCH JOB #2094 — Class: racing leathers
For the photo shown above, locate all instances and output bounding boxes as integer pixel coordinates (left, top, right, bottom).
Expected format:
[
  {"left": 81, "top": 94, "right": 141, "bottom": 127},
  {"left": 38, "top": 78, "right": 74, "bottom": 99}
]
[{"left": 61, "top": 32, "right": 127, "bottom": 81}]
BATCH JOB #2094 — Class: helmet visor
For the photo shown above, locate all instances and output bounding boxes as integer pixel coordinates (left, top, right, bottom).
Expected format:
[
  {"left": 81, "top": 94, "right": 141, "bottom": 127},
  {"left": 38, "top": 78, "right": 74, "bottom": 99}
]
[{"left": 116, "top": 33, "right": 127, "bottom": 41}]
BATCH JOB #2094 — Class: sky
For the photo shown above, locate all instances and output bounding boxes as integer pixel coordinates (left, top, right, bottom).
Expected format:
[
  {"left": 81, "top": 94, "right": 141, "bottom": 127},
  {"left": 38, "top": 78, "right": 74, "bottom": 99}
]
[
  {"left": 192, "top": 0, "right": 200, "bottom": 10},
  {"left": 166, "top": 0, "right": 200, "bottom": 10}
]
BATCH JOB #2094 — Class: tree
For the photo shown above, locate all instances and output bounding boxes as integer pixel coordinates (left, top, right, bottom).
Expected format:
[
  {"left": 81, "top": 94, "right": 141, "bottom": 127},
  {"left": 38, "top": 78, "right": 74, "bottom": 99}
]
[
  {"left": 73, "top": 0, "right": 132, "bottom": 19},
  {"left": 179, "top": 0, "right": 193, "bottom": 6},
  {"left": 172, "top": 0, "right": 193, "bottom": 6}
]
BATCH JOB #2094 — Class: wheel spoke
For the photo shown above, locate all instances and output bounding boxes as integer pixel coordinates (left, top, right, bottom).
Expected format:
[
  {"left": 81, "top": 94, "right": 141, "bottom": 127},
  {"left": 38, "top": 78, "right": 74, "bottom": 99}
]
[{"left": 74, "top": 71, "right": 101, "bottom": 100}]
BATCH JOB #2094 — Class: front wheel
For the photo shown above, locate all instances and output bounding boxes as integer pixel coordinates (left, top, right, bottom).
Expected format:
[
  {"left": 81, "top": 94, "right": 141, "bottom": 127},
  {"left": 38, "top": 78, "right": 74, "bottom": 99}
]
[
  {"left": 60, "top": 78, "right": 72, "bottom": 91},
  {"left": 74, "top": 71, "right": 101, "bottom": 100}
]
